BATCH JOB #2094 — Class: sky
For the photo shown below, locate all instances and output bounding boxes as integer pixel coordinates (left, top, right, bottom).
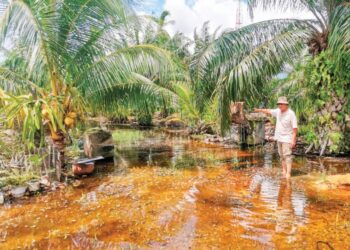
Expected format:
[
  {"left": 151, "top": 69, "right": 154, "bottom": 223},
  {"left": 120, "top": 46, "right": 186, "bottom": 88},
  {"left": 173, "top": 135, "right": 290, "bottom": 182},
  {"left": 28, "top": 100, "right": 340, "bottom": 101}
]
[{"left": 139, "top": 0, "right": 315, "bottom": 38}]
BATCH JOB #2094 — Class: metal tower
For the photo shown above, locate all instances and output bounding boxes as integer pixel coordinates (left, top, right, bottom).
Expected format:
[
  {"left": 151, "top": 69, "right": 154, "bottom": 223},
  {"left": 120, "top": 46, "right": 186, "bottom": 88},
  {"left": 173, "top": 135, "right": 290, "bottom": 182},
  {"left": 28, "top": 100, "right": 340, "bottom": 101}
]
[{"left": 235, "top": 0, "right": 242, "bottom": 29}]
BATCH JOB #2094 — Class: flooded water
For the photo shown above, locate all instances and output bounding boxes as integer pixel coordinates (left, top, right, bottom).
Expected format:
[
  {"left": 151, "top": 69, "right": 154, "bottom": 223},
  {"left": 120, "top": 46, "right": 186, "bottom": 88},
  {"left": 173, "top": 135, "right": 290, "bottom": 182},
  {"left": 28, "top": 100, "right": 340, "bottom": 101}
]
[{"left": 1, "top": 128, "right": 350, "bottom": 249}]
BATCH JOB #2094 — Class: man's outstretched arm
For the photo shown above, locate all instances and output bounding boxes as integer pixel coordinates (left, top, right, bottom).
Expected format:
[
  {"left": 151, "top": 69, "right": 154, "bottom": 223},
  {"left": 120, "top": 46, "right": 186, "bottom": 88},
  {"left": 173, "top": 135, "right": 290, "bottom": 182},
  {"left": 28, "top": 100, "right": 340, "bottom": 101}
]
[{"left": 254, "top": 108, "right": 272, "bottom": 116}]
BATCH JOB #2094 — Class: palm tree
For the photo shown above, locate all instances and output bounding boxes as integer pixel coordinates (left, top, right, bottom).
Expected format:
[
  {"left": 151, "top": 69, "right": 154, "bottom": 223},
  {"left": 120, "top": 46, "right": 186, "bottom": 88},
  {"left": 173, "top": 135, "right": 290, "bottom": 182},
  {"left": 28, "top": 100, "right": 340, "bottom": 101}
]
[
  {"left": 195, "top": 1, "right": 350, "bottom": 138},
  {"left": 103, "top": 9, "right": 192, "bottom": 119},
  {"left": 0, "top": 0, "right": 175, "bottom": 172},
  {"left": 191, "top": 21, "right": 221, "bottom": 113}
]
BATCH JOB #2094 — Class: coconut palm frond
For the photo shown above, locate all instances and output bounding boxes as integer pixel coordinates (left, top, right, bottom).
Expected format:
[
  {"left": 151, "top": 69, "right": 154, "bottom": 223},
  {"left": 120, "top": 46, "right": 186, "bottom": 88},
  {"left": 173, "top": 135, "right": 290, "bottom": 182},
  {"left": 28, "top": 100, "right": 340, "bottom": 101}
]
[
  {"left": 328, "top": 3, "right": 350, "bottom": 61},
  {"left": 201, "top": 19, "right": 313, "bottom": 134}
]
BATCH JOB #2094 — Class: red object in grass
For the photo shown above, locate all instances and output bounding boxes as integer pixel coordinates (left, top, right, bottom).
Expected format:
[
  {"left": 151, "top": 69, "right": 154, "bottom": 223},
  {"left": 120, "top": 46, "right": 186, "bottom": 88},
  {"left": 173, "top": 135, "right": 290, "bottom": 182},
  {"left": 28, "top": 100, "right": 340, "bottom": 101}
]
[{"left": 72, "top": 162, "right": 95, "bottom": 175}]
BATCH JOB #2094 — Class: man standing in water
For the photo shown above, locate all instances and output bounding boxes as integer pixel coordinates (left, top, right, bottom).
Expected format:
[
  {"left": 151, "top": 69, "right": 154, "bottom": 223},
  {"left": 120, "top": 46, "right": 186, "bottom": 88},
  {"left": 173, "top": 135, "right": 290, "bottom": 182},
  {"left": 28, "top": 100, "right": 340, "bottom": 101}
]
[{"left": 254, "top": 97, "right": 298, "bottom": 179}]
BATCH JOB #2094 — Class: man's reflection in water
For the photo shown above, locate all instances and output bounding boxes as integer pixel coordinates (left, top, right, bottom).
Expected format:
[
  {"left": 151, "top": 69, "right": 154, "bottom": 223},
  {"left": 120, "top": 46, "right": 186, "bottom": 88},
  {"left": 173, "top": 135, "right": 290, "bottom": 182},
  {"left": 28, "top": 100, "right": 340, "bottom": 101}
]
[
  {"left": 246, "top": 174, "right": 307, "bottom": 245},
  {"left": 276, "top": 180, "right": 295, "bottom": 240},
  {"left": 276, "top": 179, "right": 308, "bottom": 243}
]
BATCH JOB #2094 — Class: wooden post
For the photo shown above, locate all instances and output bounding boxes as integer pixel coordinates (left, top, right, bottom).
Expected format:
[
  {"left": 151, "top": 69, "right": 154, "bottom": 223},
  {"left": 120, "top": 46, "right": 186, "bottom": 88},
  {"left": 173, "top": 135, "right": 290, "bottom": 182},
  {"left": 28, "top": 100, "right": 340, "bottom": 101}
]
[{"left": 230, "top": 102, "right": 246, "bottom": 124}]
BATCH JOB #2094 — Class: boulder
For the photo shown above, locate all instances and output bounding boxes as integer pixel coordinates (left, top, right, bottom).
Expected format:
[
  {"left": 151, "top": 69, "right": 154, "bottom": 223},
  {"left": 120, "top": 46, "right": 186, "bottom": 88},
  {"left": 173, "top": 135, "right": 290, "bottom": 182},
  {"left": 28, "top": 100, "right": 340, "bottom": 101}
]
[
  {"left": 84, "top": 128, "right": 115, "bottom": 158},
  {"left": 11, "top": 186, "right": 27, "bottom": 198}
]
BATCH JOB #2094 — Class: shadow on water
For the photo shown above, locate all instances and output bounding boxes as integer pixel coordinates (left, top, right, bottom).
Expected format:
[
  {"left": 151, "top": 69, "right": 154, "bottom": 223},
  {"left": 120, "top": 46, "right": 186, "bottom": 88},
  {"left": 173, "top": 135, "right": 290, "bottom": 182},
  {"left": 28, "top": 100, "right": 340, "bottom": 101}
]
[{"left": 0, "top": 128, "right": 349, "bottom": 249}]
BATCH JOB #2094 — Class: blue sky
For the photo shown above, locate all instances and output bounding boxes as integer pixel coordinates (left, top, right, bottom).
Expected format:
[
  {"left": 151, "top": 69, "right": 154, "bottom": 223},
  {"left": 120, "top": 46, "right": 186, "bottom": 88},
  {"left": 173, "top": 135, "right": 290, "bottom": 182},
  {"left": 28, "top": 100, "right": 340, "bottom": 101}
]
[
  {"left": 136, "top": 0, "right": 165, "bottom": 16},
  {"left": 140, "top": 0, "right": 198, "bottom": 16}
]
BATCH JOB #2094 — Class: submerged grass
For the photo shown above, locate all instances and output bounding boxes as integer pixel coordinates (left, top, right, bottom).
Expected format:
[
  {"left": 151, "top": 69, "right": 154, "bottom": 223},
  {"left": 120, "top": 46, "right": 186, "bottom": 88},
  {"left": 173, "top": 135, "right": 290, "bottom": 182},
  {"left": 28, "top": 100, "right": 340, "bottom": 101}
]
[
  {"left": 171, "top": 153, "right": 222, "bottom": 169},
  {"left": 112, "top": 129, "right": 145, "bottom": 147}
]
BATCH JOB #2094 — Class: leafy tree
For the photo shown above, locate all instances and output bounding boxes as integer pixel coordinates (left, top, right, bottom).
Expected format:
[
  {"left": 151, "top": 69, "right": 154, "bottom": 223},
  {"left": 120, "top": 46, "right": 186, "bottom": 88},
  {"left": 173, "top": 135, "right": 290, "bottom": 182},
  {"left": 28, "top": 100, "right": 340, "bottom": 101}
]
[
  {"left": 0, "top": 0, "right": 175, "bottom": 170},
  {"left": 195, "top": 0, "right": 350, "bottom": 139}
]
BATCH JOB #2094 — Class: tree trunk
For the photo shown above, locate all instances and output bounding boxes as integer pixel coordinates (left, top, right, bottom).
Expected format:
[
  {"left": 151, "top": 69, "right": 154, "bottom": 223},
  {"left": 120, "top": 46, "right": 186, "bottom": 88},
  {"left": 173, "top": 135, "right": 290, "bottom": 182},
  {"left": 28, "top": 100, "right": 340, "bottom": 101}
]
[
  {"left": 51, "top": 130, "right": 66, "bottom": 181},
  {"left": 310, "top": 93, "right": 349, "bottom": 155}
]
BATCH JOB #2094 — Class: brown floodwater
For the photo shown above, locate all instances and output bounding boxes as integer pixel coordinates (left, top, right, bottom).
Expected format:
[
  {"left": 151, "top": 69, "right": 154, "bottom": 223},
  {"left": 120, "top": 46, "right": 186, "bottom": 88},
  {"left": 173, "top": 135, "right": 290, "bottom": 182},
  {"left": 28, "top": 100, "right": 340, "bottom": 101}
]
[{"left": 1, "top": 128, "right": 350, "bottom": 249}]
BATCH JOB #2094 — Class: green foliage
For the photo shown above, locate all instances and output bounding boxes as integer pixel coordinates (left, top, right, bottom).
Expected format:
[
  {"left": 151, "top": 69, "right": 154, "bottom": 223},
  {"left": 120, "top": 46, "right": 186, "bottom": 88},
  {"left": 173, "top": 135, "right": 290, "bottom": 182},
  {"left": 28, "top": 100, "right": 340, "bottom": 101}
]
[
  {"left": 0, "top": 0, "right": 177, "bottom": 148},
  {"left": 173, "top": 83, "right": 200, "bottom": 126},
  {"left": 137, "top": 110, "right": 153, "bottom": 126},
  {"left": 0, "top": 168, "right": 38, "bottom": 188}
]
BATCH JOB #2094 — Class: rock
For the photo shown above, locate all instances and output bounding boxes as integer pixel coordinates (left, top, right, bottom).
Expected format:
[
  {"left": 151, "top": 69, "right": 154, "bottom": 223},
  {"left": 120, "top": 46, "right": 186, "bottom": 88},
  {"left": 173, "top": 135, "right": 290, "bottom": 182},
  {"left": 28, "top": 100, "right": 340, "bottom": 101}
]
[
  {"left": 11, "top": 186, "right": 27, "bottom": 198},
  {"left": 27, "top": 181, "right": 40, "bottom": 192},
  {"left": 40, "top": 176, "right": 51, "bottom": 187},
  {"left": 51, "top": 181, "right": 60, "bottom": 191},
  {"left": 0, "top": 192, "right": 4, "bottom": 205},
  {"left": 84, "top": 128, "right": 115, "bottom": 158},
  {"left": 165, "top": 118, "right": 187, "bottom": 128}
]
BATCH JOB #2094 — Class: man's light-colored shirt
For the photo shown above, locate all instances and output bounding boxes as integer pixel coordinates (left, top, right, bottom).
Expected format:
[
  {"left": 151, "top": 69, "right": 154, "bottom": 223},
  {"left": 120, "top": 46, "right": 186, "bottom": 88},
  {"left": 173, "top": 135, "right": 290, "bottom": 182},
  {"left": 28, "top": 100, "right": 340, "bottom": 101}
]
[{"left": 270, "top": 109, "right": 298, "bottom": 143}]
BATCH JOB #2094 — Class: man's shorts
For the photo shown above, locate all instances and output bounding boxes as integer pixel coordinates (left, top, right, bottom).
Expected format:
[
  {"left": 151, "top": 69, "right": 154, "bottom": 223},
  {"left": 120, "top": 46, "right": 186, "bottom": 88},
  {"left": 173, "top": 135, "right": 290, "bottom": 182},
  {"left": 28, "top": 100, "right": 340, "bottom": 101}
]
[{"left": 277, "top": 142, "right": 293, "bottom": 164}]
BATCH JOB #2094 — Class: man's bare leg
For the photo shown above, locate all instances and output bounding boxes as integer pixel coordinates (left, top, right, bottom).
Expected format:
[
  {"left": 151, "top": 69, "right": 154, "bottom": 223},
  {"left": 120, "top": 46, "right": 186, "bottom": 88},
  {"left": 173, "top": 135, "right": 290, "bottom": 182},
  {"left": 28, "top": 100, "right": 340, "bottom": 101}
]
[
  {"left": 285, "top": 158, "right": 292, "bottom": 179},
  {"left": 281, "top": 159, "right": 287, "bottom": 178}
]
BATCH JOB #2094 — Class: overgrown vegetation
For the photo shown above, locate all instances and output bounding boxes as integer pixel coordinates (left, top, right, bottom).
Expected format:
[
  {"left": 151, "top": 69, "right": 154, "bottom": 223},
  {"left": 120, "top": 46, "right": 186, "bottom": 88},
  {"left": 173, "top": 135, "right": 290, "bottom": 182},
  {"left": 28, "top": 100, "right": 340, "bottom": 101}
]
[{"left": 0, "top": 0, "right": 349, "bottom": 183}]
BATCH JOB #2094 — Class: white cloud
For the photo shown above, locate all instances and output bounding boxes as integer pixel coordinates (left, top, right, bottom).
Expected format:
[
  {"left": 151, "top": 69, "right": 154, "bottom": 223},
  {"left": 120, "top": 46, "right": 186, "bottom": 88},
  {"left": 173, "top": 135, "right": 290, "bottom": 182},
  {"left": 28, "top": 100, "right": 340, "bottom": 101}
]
[{"left": 163, "top": 0, "right": 315, "bottom": 39}]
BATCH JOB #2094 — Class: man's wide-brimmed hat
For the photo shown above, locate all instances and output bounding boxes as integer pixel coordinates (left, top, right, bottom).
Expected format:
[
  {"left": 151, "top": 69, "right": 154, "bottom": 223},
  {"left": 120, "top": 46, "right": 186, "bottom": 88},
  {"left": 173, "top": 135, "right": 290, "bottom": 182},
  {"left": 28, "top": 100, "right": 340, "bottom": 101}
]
[{"left": 277, "top": 96, "right": 289, "bottom": 105}]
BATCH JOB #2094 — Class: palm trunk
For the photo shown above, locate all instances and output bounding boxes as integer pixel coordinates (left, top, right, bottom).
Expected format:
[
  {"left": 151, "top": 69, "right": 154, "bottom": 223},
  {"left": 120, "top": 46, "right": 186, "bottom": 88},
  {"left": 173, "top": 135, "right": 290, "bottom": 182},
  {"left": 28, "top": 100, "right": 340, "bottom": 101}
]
[{"left": 51, "top": 130, "right": 65, "bottom": 181}]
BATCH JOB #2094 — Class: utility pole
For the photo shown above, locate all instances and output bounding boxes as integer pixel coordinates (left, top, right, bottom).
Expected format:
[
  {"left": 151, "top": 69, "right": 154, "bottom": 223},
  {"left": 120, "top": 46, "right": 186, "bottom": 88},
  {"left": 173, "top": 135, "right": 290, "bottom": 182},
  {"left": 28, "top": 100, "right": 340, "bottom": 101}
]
[
  {"left": 216, "top": 0, "right": 244, "bottom": 29},
  {"left": 235, "top": 0, "right": 242, "bottom": 29}
]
